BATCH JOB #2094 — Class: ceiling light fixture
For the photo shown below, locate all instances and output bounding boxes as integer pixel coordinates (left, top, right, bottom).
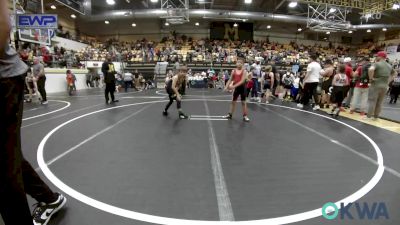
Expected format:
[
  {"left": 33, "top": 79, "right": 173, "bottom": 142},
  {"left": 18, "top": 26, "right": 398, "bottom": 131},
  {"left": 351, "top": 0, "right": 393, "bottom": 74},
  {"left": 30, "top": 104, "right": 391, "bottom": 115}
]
[
  {"left": 165, "top": 22, "right": 169, "bottom": 26},
  {"left": 382, "top": 28, "right": 387, "bottom": 31},
  {"left": 348, "top": 30, "right": 353, "bottom": 34},
  {"left": 326, "top": 31, "right": 330, "bottom": 34},
  {"left": 50, "top": 5, "right": 56, "bottom": 9},
  {"left": 70, "top": 14, "right": 76, "bottom": 19},
  {"left": 150, "top": 0, "right": 158, "bottom": 2},
  {"left": 297, "top": 28, "right": 302, "bottom": 32},
  {"left": 267, "top": 25, "right": 271, "bottom": 29},
  {"left": 367, "top": 29, "right": 371, "bottom": 32},
  {"left": 233, "top": 23, "right": 238, "bottom": 27},
  {"left": 106, "top": 0, "right": 115, "bottom": 5},
  {"left": 244, "top": 0, "right": 252, "bottom": 4},
  {"left": 289, "top": 1, "right": 298, "bottom": 8},
  {"left": 132, "top": 23, "right": 136, "bottom": 27},
  {"left": 195, "top": 22, "right": 200, "bottom": 26},
  {"left": 329, "top": 8, "right": 336, "bottom": 13},
  {"left": 105, "top": 20, "right": 110, "bottom": 24},
  {"left": 393, "top": 2, "right": 400, "bottom": 9}
]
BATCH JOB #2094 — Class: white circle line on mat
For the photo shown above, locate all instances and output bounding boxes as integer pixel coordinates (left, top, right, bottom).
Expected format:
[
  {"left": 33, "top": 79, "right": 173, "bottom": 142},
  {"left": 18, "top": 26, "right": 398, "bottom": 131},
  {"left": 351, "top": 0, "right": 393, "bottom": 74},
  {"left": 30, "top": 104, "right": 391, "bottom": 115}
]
[
  {"left": 23, "top": 100, "right": 71, "bottom": 121},
  {"left": 37, "top": 99, "right": 384, "bottom": 225}
]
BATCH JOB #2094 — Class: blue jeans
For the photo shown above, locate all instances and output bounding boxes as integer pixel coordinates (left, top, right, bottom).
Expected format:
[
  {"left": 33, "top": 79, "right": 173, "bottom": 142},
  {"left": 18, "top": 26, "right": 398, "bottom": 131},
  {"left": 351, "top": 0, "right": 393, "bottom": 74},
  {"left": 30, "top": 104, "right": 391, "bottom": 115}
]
[{"left": 251, "top": 78, "right": 259, "bottom": 98}]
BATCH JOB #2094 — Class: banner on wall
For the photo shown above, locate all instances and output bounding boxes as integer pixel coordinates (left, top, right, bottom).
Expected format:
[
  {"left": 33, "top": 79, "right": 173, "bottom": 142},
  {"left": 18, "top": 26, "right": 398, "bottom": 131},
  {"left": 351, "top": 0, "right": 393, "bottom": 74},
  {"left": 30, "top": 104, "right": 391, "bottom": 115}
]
[
  {"left": 386, "top": 45, "right": 399, "bottom": 54},
  {"left": 210, "top": 22, "right": 253, "bottom": 41}
]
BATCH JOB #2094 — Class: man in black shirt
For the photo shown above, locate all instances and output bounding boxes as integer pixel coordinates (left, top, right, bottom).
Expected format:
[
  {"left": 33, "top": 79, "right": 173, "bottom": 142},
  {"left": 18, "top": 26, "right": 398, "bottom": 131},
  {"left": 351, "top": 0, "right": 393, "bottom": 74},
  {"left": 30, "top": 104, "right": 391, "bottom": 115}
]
[{"left": 102, "top": 55, "right": 119, "bottom": 104}]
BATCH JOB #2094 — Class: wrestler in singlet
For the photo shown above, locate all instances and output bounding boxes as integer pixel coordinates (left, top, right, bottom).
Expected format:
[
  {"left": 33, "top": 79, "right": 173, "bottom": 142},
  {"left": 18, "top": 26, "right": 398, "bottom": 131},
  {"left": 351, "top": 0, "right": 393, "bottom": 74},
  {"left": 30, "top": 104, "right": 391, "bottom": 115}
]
[{"left": 231, "top": 69, "right": 246, "bottom": 101}]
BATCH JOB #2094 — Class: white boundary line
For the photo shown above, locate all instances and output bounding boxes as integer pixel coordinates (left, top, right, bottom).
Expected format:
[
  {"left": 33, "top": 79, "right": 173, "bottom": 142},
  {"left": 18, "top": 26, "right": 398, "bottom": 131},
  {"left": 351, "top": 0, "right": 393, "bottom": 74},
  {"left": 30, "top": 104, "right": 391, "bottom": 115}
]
[
  {"left": 46, "top": 105, "right": 152, "bottom": 166},
  {"left": 121, "top": 96, "right": 165, "bottom": 99},
  {"left": 190, "top": 115, "right": 225, "bottom": 118},
  {"left": 203, "top": 100, "right": 235, "bottom": 221},
  {"left": 22, "top": 103, "right": 104, "bottom": 129},
  {"left": 156, "top": 90, "right": 232, "bottom": 98},
  {"left": 189, "top": 118, "right": 229, "bottom": 121},
  {"left": 48, "top": 90, "right": 143, "bottom": 98},
  {"left": 37, "top": 99, "right": 385, "bottom": 225},
  {"left": 23, "top": 100, "right": 71, "bottom": 121}
]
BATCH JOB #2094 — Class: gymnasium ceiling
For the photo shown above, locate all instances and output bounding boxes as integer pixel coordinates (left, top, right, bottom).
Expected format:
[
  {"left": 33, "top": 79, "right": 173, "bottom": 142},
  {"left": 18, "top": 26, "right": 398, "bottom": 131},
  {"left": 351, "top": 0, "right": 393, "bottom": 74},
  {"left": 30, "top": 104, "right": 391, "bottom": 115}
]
[{"left": 42, "top": 0, "right": 400, "bottom": 28}]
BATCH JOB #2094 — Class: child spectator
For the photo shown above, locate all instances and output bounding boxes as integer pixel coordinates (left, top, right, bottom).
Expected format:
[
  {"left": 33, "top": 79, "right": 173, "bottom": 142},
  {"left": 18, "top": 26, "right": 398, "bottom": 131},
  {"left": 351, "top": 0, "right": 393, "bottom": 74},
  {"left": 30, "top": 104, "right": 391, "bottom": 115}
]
[
  {"left": 261, "top": 65, "right": 274, "bottom": 103},
  {"left": 329, "top": 64, "right": 349, "bottom": 117},
  {"left": 389, "top": 69, "right": 400, "bottom": 104},
  {"left": 66, "top": 70, "right": 75, "bottom": 96},
  {"left": 282, "top": 71, "right": 295, "bottom": 101}
]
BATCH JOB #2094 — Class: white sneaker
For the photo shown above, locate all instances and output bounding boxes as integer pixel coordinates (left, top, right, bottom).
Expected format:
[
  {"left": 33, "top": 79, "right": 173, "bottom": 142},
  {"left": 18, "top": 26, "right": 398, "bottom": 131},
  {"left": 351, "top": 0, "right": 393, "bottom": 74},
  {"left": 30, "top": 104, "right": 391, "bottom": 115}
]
[
  {"left": 41, "top": 101, "right": 48, "bottom": 105},
  {"left": 313, "top": 105, "right": 320, "bottom": 111},
  {"left": 297, "top": 103, "right": 304, "bottom": 109}
]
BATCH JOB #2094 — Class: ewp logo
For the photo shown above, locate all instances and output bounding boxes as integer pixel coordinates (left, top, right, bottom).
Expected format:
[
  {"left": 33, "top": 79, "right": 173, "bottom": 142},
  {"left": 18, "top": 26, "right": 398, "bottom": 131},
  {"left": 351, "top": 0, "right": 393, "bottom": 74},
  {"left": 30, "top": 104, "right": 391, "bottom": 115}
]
[
  {"left": 322, "top": 202, "right": 389, "bottom": 220},
  {"left": 17, "top": 14, "right": 58, "bottom": 29}
]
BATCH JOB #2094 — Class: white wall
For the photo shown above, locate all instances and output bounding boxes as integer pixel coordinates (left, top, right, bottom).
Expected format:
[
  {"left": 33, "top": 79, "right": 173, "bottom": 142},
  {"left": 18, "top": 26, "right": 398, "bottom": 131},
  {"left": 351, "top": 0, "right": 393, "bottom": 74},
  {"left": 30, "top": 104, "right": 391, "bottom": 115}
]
[
  {"left": 52, "top": 36, "right": 88, "bottom": 51},
  {"left": 44, "top": 68, "right": 88, "bottom": 93}
]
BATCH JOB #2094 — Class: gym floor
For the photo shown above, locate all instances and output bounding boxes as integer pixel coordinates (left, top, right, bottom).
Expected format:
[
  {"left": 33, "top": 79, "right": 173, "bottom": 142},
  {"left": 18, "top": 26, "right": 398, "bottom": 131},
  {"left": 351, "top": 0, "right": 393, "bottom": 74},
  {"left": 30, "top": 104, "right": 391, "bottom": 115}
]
[{"left": 4, "top": 88, "right": 400, "bottom": 225}]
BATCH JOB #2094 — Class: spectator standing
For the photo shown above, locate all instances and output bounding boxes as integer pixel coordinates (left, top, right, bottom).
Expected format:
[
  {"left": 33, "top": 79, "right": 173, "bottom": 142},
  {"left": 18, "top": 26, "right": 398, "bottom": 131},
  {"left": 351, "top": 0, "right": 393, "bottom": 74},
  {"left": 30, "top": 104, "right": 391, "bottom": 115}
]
[
  {"left": 350, "top": 57, "right": 371, "bottom": 117},
  {"left": 66, "top": 70, "right": 75, "bottom": 96},
  {"left": 250, "top": 59, "right": 262, "bottom": 101},
  {"left": 32, "top": 57, "right": 48, "bottom": 104},
  {"left": 319, "top": 59, "right": 335, "bottom": 108},
  {"left": 329, "top": 64, "right": 350, "bottom": 117},
  {"left": 389, "top": 68, "right": 400, "bottom": 104},
  {"left": 123, "top": 72, "right": 134, "bottom": 92},
  {"left": 297, "top": 54, "right": 322, "bottom": 109},
  {"left": 85, "top": 69, "right": 94, "bottom": 88},
  {"left": 0, "top": 3, "right": 67, "bottom": 224},
  {"left": 366, "top": 51, "right": 396, "bottom": 120},
  {"left": 102, "top": 55, "right": 119, "bottom": 104},
  {"left": 343, "top": 57, "right": 354, "bottom": 107}
]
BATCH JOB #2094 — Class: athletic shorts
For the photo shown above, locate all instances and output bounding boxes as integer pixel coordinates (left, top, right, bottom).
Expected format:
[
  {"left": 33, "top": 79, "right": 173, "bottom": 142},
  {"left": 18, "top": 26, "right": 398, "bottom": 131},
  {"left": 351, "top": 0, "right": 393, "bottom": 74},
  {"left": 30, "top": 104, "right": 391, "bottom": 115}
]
[
  {"left": 232, "top": 85, "right": 246, "bottom": 101},
  {"left": 28, "top": 82, "right": 34, "bottom": 89},
  {"left": 263, "top": 83, "right": 271, "bottom": 90},
  {"left": 321, "top": 81, "right": 332, "bottom": 93},
  {"left": 291, "top": 87, "right": 299, "bottom": 97}
]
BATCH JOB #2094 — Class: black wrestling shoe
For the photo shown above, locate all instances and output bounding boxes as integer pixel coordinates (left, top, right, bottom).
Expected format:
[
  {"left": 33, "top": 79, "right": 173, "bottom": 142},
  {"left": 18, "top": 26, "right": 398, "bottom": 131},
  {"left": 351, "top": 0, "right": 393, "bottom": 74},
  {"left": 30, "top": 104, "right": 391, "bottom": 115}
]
[
  {"left": 222, "top": 113, "right": 232, "bottom": 119},
  {"left": 32, "top": 193, "right": 67, "bottom": 225},
  {"left": 179, "top": 112, "right": 189, "bottom": 119}
]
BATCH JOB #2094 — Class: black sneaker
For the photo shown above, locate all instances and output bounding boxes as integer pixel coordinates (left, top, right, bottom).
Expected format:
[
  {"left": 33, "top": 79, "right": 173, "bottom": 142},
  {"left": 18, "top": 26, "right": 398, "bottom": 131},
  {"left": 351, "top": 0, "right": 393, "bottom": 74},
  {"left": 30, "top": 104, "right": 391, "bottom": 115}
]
[
  {"left": 179, "top": 112, "right": 189, "bottom": 119},
  {"left": 162, "top": 110, "right": 168, "bottom": 116},
  {"left": 222, "top": 114, "right": 232, "bottom": 119},
  {"left": 112, "top": 100, "right": 119, "bottom": 103},
  {"left": 32, "top": 193, "right": 67, "bottom": 225}
]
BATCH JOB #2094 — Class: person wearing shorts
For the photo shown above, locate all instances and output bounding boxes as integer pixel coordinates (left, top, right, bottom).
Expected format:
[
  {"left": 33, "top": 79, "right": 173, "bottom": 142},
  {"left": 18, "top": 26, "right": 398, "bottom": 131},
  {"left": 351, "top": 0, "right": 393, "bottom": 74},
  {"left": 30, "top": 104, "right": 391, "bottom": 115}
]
[
  {"left": 261, "top": 65, "right": 274, "bottom": 103},
  {"left": 223, "top": 59, "right": 250, "bottom": 122},
  {"left": 163, "top": 66, "right": 189, "bottom": 119},
  {"left": 320, "top": 59, "right": 334, "bottom": 108},
  {"left": 329, "top": 64, "right": 349, "bottom": 117}
]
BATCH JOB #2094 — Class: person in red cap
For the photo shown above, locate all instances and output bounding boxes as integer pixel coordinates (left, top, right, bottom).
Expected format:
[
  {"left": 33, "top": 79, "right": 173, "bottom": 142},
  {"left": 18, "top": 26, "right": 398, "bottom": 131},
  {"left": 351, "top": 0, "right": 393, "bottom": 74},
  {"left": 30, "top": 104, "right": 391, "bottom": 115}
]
[{"left": 366, "top": 51, "right": 396, "bottom": 120}]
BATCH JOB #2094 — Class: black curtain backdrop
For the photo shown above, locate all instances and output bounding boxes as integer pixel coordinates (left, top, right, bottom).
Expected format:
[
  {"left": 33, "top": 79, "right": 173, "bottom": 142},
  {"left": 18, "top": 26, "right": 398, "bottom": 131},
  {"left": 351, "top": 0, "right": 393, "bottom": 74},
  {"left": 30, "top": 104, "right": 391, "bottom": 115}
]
[{"left": 210, "top": 22, "right": 253, "bottom": 41}]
